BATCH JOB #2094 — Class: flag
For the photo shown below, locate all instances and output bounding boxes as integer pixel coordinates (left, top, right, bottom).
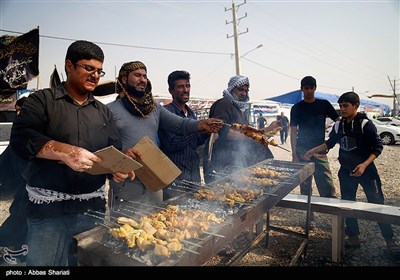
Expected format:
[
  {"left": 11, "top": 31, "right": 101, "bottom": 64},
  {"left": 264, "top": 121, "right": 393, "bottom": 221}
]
[
  {"left": 50, "top": 65, "right": 61, "bottom": 90},
  {"left": 0, "top": 28, "right": 39, "bottom": 90},
  {"left": 0, "top": 90, "right": 18, "bottom": 111}
]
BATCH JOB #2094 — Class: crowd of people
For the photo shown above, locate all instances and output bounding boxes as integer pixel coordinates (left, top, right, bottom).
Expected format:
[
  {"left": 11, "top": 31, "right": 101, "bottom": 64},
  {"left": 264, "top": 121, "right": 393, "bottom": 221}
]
[{"left": 0, "top": 40, "right": 399, "bottom": 266}]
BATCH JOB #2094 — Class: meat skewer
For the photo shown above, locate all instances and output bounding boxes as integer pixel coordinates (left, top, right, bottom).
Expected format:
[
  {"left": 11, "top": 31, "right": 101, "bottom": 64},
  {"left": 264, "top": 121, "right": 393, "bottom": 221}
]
[{"left": 229, "top": 123, "right": 291, "bottom": 153}]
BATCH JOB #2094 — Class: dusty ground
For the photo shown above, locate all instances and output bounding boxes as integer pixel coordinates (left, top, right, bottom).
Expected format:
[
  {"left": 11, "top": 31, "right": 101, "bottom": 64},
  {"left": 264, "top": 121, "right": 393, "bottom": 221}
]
[{"left": 1, "top": 136, "right": 400, "bottom": 267}]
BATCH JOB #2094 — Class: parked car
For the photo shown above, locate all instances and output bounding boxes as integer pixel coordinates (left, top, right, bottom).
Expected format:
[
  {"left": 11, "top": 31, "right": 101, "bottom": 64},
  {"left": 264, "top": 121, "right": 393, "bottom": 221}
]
[
  {"left": 376, "top": 116, "right": 400, "bottom": 127},
  {"left": 371, "top": 119, "right": 400, "bottom": 145},
  {"left": 325, "top": 118, "right": 335, "bottom": 139},
  {"left": 325, "top": 118, "right": 400, "bottom": 145}
]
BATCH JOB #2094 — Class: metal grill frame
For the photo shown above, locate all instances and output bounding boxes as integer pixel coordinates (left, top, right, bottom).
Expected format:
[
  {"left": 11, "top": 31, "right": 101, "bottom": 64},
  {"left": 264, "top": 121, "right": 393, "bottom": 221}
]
[{"left": 74, "top": 159, "right": 315, "bottom": 266}]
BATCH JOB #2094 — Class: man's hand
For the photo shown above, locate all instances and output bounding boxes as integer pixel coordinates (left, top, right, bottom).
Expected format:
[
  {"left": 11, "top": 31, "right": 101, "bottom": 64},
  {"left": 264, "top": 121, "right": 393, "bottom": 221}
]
[
  {"left": 197, "top": 118, "right": 223, "bottom": 133},
  {"left": 123, "top": 147, "right": 142, "bottom": 161},
  {"left": 64, "top": 147, "right": 102, "bottom": 172},
  {"left": 37, "top": 140, "right": 102, "bottom": 172},
  {"left": 112, "top": 171, "right": 136, "bottom": 183},
  {"left": 303, "top": 149, "right": 315, "bottom": 161},
  {"left": 263, "top": 120, "right": 281, "bottom": 133}
]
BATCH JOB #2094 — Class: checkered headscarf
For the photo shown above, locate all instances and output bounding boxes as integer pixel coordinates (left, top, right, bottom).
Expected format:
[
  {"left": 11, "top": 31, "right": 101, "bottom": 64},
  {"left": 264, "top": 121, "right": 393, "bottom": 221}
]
[
  {"left": 223, "top": 75, "right": 250, "bottom": 108},
  {"left": 227, "top": 75, "right": 250, "bottom": 94}
]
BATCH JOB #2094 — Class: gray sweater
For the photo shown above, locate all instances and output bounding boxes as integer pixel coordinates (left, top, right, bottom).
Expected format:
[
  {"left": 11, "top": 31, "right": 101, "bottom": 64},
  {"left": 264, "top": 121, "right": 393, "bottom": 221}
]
[
  {"left": 106, "top": 99, "right": 201, "bottom": 204},
  {"left": 107, "top": 100, "right": 199, "bottom": 149}
]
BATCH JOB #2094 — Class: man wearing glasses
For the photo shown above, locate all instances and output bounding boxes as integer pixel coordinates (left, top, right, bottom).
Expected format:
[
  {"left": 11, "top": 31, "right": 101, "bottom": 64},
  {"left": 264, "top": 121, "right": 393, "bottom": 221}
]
[
  {"left": 10, "top": 40, "right": 135, "bottom": 266},
  {"left": 290, "top": 76, "right": 339, "bottom": 199}
]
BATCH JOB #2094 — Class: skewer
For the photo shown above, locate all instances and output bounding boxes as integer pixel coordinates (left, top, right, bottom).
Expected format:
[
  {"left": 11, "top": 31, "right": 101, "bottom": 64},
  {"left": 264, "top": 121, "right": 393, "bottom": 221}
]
[
  {"left": 168, "top": 187, "right": 197, "bottom": 194},
  {"left": 181, "top": 239, "right": 202, "bottom": 248},
  {"left": 171, "top": 182, "right": 199, "bottom": 192},
  {"left": 119, "top": 207, "right": 225, "bottom": 241},
  {"left": 261, "top": 192, "right": 278, "bottom": 197},
  {"left": 87, "top": 209, "right": 107, "bottom": 217},
  {"left": 173, "top": 180, "right": 199, "bottom": 189},
  {"left": 98, "top": 220, "right": 200, "bottom": 255},
  {"left": 182, "top": 247, "right": 200, "bottom": 255},
  {"left": 111, "top": 209, "right": 204, "bottom": 248},
  {"left": 204, "top": 231, "right": 225, "bottom": 238},
  {"left": 84, "top": 212, "right": 119, "bottom": 227},
  {"left": 210, "top": 120, "right": 230, "bottom": 127},
  {"left": 122, "top": 205, "right": 153, "bottom": 215},
  {"left": 181, "top": 179, "right": 209, "bottom": 189},
  {"left": 110, "top": 209, "right": 142, "bottom": 220},
  {"left": 95, "top": 222, "right": 112, "bottom": 230},
  {"left": 120, "top": 199, "right": 168, "bottom": 211},
  {"left": 210, "top": 170, "right": 229, "bottom": 176},
  {"left": 274, "top": 145, "right": 292, "bottom": 153}
]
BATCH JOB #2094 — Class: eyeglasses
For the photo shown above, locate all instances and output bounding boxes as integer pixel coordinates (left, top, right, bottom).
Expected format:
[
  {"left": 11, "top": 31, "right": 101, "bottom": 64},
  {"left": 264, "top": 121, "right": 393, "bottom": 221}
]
[{"left": 74, "top": 63, "right": 105, "bottom": 77}]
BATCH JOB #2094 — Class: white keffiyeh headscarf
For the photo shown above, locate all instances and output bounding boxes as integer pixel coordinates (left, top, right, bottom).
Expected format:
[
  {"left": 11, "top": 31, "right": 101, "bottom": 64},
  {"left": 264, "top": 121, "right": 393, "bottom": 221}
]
[{"left": 222, "top": 75, "right": 250, "bottom": 110}]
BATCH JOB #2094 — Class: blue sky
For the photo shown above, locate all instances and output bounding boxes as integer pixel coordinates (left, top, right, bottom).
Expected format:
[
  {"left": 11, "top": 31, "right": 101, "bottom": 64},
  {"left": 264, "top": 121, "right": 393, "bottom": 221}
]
[{"left": 1, "top": 0, "right": 399, "bottom": 107}]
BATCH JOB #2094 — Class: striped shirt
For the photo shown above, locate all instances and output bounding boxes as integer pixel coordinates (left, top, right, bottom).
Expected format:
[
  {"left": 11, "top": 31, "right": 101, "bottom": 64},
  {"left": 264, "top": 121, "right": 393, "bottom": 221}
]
[{"left": 158, "top": 102, "right": 207, "bottom": 183}]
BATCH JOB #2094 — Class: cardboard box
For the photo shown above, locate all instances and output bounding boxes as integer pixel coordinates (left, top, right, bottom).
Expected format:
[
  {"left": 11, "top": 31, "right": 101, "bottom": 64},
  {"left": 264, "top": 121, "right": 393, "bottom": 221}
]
[
  {"left": 133, "top": 136, "right": 181, "bottom": 192},
  {"left": 86, "top": 146, "right": 142, "bottom": 175}
]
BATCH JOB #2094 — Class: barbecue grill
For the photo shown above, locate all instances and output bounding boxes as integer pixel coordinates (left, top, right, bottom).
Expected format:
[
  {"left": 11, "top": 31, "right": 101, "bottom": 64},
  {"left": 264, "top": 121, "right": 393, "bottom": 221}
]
[{"left": 74, "top": 159, "right": 314, "bottom": 266}]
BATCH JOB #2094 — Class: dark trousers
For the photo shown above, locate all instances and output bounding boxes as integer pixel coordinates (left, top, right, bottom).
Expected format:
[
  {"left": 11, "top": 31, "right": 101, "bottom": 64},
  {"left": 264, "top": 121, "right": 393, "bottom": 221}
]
[
  {"left": 338, "top": 164, "right": 393, "bottom": 240},
  {"left": 280, "top": 128, "right": 288, "bottom": 144}
]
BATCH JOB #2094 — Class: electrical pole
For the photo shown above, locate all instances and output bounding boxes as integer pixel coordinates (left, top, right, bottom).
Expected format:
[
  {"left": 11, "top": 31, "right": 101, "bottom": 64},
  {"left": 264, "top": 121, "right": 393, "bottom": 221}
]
[
  {"left": 226, "top": 0, "right": 248, "bottom": 75},
  {"left": 387, "top": 76, "right": 399, "bottom": 116}
]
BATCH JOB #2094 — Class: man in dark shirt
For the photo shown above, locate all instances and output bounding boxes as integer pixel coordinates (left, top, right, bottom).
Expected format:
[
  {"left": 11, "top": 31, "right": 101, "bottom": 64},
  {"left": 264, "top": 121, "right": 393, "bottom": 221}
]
[
  {"left": 290, "top": 76, "right": 339, "bottom": 198},
  {"left": 10, "top": 40, "right": 135, "bottom": 266},
  {"left": 257, "top": 113, "right": 266, "bottom": 129},
  {"left": 277, "top": 111, "right": 289, "bottom": 144},
  {"left": 159, "top": 70, "right": 207, "bottom": 200},
  {"left": 204, "top": 75, "right": 277, "bottom": 183}
]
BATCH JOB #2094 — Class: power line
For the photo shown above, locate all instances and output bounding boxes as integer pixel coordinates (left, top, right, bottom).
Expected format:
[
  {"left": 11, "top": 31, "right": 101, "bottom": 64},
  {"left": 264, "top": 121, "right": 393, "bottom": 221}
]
[{"left": 0, "top": 29, "right": 232, "bottom": 56}]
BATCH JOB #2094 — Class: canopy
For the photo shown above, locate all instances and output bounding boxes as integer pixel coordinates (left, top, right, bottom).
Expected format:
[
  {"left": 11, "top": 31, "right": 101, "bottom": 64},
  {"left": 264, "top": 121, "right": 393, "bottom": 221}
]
[{"left": 266, "top": 90, "right": 391, "bottom": 114}]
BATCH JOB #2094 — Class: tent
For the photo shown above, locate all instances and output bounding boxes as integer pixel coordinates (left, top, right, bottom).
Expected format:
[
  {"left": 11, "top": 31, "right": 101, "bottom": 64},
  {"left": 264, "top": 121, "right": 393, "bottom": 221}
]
[{"left": 266, "top": 90, "right": 391, "bottom": 114}]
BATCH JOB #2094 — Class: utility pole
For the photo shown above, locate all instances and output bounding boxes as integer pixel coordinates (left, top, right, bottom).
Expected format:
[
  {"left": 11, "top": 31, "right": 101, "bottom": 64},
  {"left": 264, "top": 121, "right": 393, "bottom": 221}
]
[
  {"left": 225, "top": 0, "right": 248, "bottom": 75},
  {"left": 387, "top": 76, "right": 399, "bottom": 116}
]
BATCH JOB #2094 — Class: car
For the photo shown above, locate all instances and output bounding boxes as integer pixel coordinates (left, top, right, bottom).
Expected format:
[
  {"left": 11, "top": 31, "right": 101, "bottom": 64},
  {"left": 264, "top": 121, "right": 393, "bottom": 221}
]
[
  {"left": 371, "top": 119, "right": 400, "bottom": 145},
  {"left": 325, "top": 118, "right": 335, "bottom": 139},
  {"left": 376, "top": 116, "right": 400, "bottom": 127},
  {"left": 325, "top": 118, "right": 400, "bottom": 145}
]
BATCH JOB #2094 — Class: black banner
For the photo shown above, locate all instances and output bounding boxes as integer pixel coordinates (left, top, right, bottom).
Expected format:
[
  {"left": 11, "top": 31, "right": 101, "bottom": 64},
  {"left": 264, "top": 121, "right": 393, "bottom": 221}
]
[
  {"left": 0, "top": 28, "right": 39, "bottom": 90},
  {"left": 50, "top": 65, "right": 61, "bottom": 90},
  {"left": 0, "top": 90, "right": 17, "bottom": 111}
]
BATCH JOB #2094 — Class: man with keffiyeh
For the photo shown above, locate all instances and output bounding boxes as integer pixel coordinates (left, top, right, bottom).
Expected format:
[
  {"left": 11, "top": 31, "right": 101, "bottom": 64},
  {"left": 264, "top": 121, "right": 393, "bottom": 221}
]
[
  {"left": 203, "top": 75, "right": 278, "bottom": 183},
  {"left": 107, "top": 61, "right": 222, "bottom": 207}
]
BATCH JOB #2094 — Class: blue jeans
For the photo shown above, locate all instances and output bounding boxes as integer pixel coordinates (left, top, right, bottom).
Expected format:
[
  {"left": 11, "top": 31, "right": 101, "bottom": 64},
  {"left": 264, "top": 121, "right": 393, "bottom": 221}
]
[{"left": 25, "top": 212, "right": 102, "bottom": 266}]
